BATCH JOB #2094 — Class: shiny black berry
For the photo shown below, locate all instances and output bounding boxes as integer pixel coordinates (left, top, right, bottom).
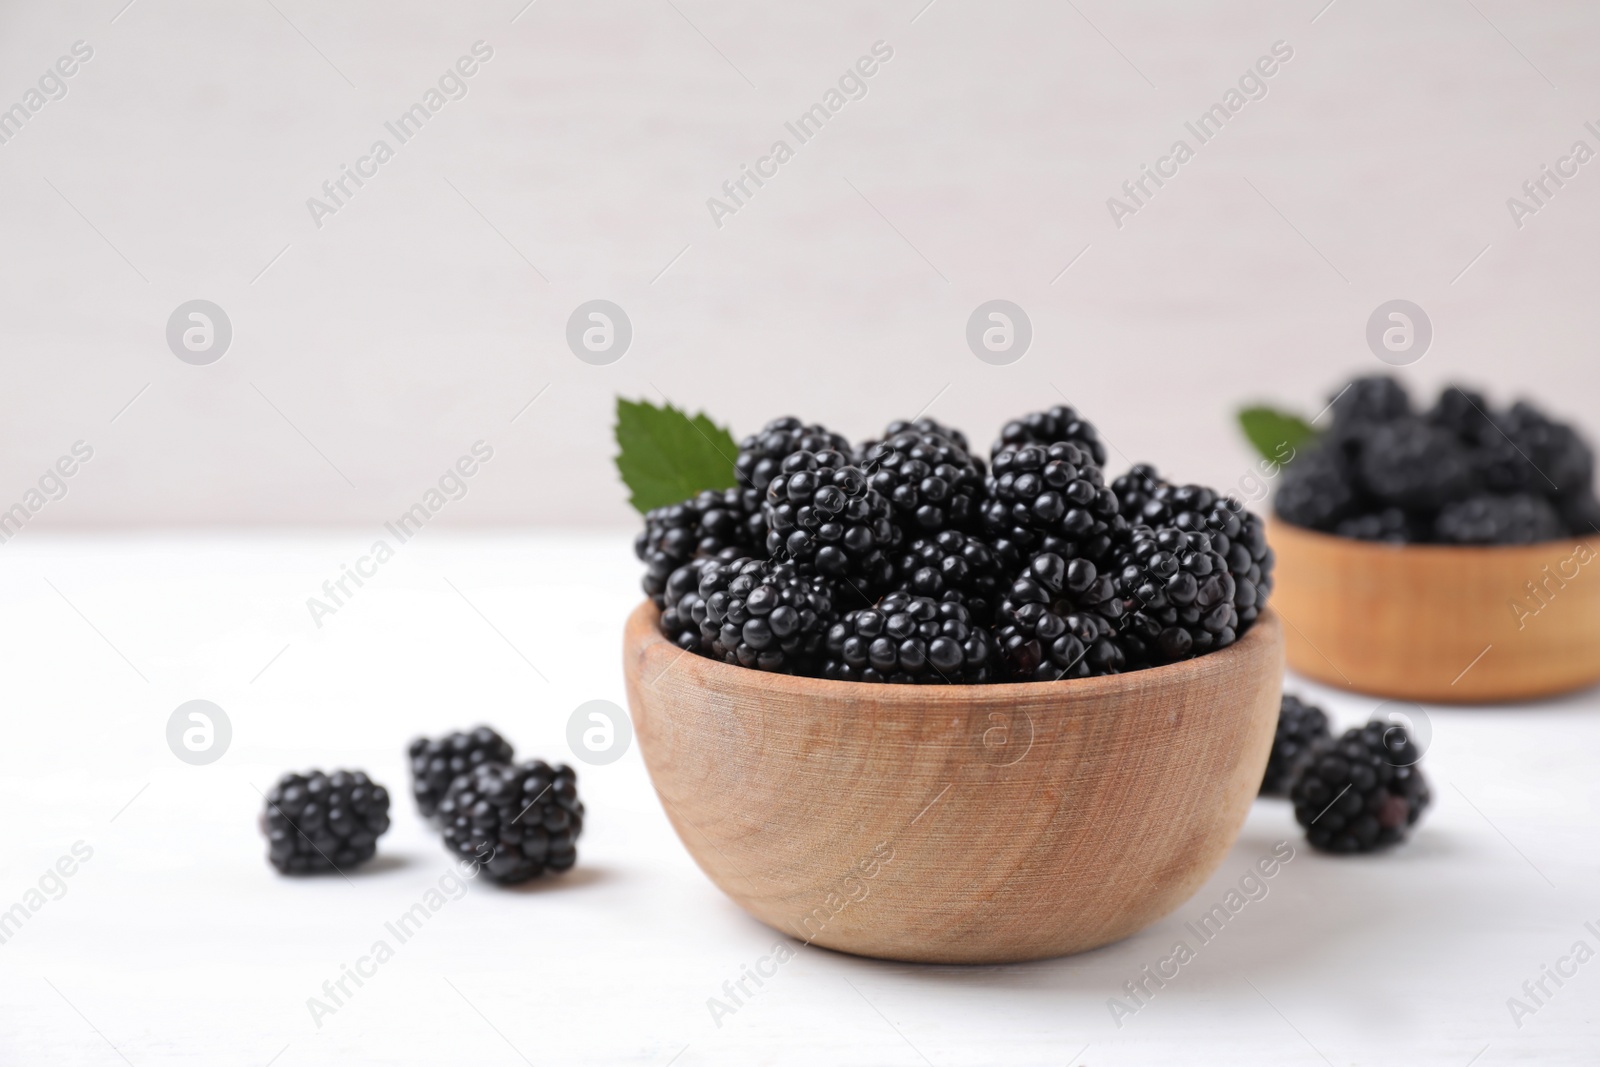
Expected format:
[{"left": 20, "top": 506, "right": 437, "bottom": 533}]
[
  {"left": 698, "top": 556, "right": 836, "bottom": 673},
  {"left": 261, "top": 770, "right": 391, "bottom": 874},
  {"left": 857, "top": 429, "right": 985, "bottom": 534},
  {"left": 824, "top": 591, "right": 997, "bottom": 683},
  {"left": 634, "top": 489, "right": 762, "bottom": 607},
  {"left": 1110, "top": 525, "right": 1238, "bottom": 667},
  {"left": 991, "top": 404, "right": 1108, "bottom": 466},
  {"left": 1291, "top": 722, "right": 1430, "bottom": 853},
  {"left": 438, "top": 760, "right": 583, "bottom": 883},
  {"left": 1358, "top": 418, "right": 1477, "bottom": 510},
  {"left": 764, "top": 449, "right": 896, "bottom": 597},
  {"left": 1434, "top": 493, "right": 1565, "bottom": 545},
  {"left": 734, "top": 417, "right": 851, "bottom": 506},
  {"left": 1274, "top": 440, "right": 1358, "bottom": 532},
  {"left": 994, "top": 552, "right": 1127, "bottom": 680},
  {"left": 893, "top": 529, "right": 1006, "bottom": 625},
  {"left": 1260, "top": 695, "right": 1331, "bottom": 796},
  {"left": 408, "top": 727, "right": 515, "bottom": 820},
  {"left": 982, "top": 441, "right": 1123, "bottom": 561}
]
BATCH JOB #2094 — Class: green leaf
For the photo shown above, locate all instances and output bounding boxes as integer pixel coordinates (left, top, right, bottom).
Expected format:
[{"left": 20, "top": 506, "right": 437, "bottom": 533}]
[
  {"left": 614, "top": 397, "right": 740, "bottom": 514},
  {"left": 1237, "top": 405, "right": 1316, "bottom": 463}
]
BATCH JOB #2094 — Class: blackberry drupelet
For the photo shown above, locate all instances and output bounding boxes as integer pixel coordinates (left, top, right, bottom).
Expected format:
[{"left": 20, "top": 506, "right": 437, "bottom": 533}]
[
  {"left": 1434, "top": 494, "right": 1565, "bottom": 545},
  {"left": 634, "top": 489, "right": 761, "bottom": 607},
  {"left": 1291, "top": 722, "right": 1430, "bottom": 853},
  {"left": 981, "top": 441, "right": 1123, "bottom": 561},
  {"left": 1110, "top": 526, "right": 1238, "bottom": 667},
  {"left": 735, "top": 417, "right": 851, "bottom": 505},
  {"left": 995, "top": 552, "right": 1128, "bottom": 680},
  {"left": 408, "top": 727, "right": 515, "bottom": 820},
  {"left": 764, "top": 449, "right": 897, "bottom": 595},
  {"left": 823, "top": 591, "right": 997, "bottom": 683},
  {"left": 261, "top": 769, "right": 391, "bottom": 874},
  {"left": 991, "top": 405, "right": 1108, "bottom": 466},
  {"left": 1357, "top": 418, "right": 1477, "bottom": 510},
  {"left": 1273, "top": 440, "right": 1357, "bottom": 531},
  {"left": 697, "top": 556, "right": 836, "bottom": 672},
  {"left": 1334, "top": 508, "right": 1414, "bottom": 543},
  {"left": 1260, "top": 695, "right": 1331, "bottom": 796},
  {"left": 893, "top": 529, "right": 1006, "bottom": 624},
  {"left": 438, "top": 760, "right": 583, "bottom": 883},
  {"left": 857, "top": 429, "right": 985, "bottom": 534}
]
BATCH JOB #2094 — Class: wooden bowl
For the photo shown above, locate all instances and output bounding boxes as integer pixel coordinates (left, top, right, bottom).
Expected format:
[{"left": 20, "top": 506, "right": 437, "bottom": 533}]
[
  {"left": 623, "top": 602, "right": 1284, "bottom": 964},
  {"left": 1269, "top": 519, "right": 1600, "bottom": 703}
]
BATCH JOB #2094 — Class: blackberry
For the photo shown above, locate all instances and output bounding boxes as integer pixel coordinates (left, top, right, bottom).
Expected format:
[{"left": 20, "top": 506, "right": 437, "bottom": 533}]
[
  {"left": 1260, "top": 695, "right": 1331, "bottom": 796},
  {"left": 634, "top": 489, "right": 761, "bottom": 607},
  {"left": 823, "top": 591, "right": 998, "bottom": 683},
  {"left": 1291, "top": 722, "right": 1430, "bottom": 853},
  {"left": 893, "top": 529, "right": 1005, "bottom": 624},
  {"left": 1434, "top": 494, "right": 1564, "bottom": 545},
  {"left": 438, "top": 760, "right": 583, "bottom": 883},
  {"left": 879, "top": 416, "right": 972, "bottom": 455},
  {"left": 1476, "top": 402, "right": 1594, "bottom": 498},
  {"left": 698, "top": 557, "right": 836, "bottom": 672},
  {"left": 657, "top": 559, "right": 713, "bottom": 652},
  {"left": 1357, "top": 418, "right": 1476, "bottom": 511},
  {"left": 981, "top": 441, "right": 1123, "bottom": 561},
  {"left": 1329, "top": 374, "right": 1411, "bottom": 429},
  {"left": 1560, "top": 490, "right": 1600, "bottom": 536},
  {"left": 261, "top": 770, "right": 391, "bottom": 874},
  {"left": 1110, "top": 526, "right": 1238, "bottom": 667},
  {"left": 407, "top": 727, "right": 515, "bottom": 821},
  {"left": 994, "top": 553, "right": 1128, "bottom": 680},
  {"left": 734, "top": 417, "right": 851, "bottom": 506},
  {"left": 1334, "top": 508, "right": 1414, "bottom": 543},
  {"left": 857, "top": 429, "right": 985, "bottom": 534},
  {"left": 991, "top": 404, "right": 1108, "bottom": 466},
  {"left": 1274, "top": 441, "right": 1357, "bottom": 531},
  {"left": 1427, "top": 384, "right": 1494, "bottom": 443},
  {"left": 1111, "top": 468, "right": 1272, "bottom": 630},
  {"left": 764, "top": 449, "right": 896, "bottom": 596}
]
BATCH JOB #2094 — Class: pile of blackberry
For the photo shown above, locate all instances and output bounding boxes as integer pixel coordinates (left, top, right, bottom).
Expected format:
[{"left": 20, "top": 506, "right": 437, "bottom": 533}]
[
  {"left": 1261, "top": 693, "right": 1431, "bottom": 853},
  {"left": 639, "top": 405, "right": 1276, "bottom": 682},
  {"left": 1275, "top": 376, "right": 1597, "bottom": 544}
]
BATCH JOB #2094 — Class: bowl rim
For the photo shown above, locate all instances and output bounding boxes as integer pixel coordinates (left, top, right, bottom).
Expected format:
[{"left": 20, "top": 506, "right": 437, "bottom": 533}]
[
  {"left": 628, "top": 599, "right": 1282, "bottom": 701},
  {"left": 1267, "top": 515, "right": 1597, "bottom": 556}
]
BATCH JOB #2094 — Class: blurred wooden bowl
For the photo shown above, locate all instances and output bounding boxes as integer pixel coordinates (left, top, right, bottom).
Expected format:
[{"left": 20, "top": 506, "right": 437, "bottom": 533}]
[
  {"left": 1269, "top": 519, "right": 1600, "bottom": 702},
  {"left": 623, "top": 601, "right": 1283, "bottom": 964}
]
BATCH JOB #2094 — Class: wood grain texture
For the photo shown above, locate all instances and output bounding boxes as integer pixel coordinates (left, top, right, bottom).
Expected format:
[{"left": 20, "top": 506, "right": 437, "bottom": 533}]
[
  {"left": 624, "top": 602, "right": 1284, "bottom": 964},
  {"left": 1270, "top": 520, "right": 1600, "bottom": 703}
]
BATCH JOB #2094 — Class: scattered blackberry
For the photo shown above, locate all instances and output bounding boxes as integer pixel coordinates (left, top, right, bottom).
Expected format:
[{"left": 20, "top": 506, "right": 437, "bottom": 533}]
[
  {"left": 261, "top": 770, "right": 391, "bottom": 874},
  {"left": 1329, "top": 375, "right": 1411, "bottom": 429},
  {"left": 981, "top": 441, "right": 1123, "bottom": 561},
  {"left": 698, "top": 556, "right": 836, "bottom": 672},
  {"left": 857, "top": 429, "right": 985, "bottom": 534},
  {"left": 823, "top": 591, "right": 997, "bottom": 683},
  {"left": 764, "top": 449, "right": 897, "bottom": 594},
  {"left": 1334, "top": 508, "right": 1414, "bottom": 543},
  {"left": 408, "top": 727, "right": 515, "bottom": 820},
  {"left": 995, "top": 553, "right": 1128, "bottom": 679},
  {"left": 1274, "top": 441, "right": 1357, "bottom": 531},
  {"left": 1291, "top": 722, "right": 1430, "bottom": 853},
  {"left": 438, "top": 760, "right": 583, "bottom": 883},
  {"left": 991, "top": 405, "right": 1108, "bottom": 466},
  {"left": 1260, "top": 695, "right": 1331, "bottom": 796},
  {"left": 1357, "top": 418, "right": 1477, "bottom": 510},
  {"left": 1434, "top": 494, "right": 1564, "bottom": 545},
  {"left": 734, "top": 417, "right": 851, "bottom": 505},
  {"left": 634, "top": 489, "right": 760, "bottom": 607},
  {"left": 893, "top": 529, "right": 1005, "bottom": 624},
  {"left": 1110, "top": 526, "right": 1238, "bottom": 667}
]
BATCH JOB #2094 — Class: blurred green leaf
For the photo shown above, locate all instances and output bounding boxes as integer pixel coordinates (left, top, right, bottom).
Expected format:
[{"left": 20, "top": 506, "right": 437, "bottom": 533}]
[
  {"left": 614, "top": 397, "right": 739, "bottom": 514},
  {"left": 1237, "top": 405, "right": 1316, "bottom": 462}
]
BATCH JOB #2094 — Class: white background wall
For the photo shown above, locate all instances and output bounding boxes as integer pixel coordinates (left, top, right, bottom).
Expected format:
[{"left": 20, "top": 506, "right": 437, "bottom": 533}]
[{"left": 2, "top": 0, "right": 1598, "bottom": 530}]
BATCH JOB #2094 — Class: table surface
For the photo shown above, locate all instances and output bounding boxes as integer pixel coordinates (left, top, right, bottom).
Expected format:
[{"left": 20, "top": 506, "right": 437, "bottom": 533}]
[{"left": 1, "top": 532, "right": 1595, "bottom": 1066}]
